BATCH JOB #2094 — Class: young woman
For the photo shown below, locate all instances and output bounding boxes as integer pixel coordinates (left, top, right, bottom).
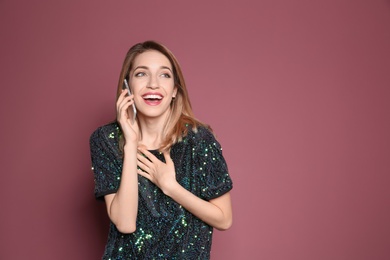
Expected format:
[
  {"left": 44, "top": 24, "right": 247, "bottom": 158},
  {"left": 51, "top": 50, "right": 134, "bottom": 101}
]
[{"left": 90, "top": 41, "right": 233, "bottom": 259}]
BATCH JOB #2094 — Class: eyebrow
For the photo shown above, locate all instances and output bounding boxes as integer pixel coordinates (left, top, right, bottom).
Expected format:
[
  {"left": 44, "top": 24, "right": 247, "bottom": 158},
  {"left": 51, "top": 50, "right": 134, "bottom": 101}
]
[{"left": 134, "top": 65, "right": 172, "bottom": 72}]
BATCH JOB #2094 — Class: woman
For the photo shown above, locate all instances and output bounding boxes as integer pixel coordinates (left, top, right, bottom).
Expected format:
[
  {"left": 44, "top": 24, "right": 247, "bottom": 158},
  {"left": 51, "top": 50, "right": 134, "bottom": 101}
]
[{"left": 90, "top": 41, "right": 233, "bottom": 259}]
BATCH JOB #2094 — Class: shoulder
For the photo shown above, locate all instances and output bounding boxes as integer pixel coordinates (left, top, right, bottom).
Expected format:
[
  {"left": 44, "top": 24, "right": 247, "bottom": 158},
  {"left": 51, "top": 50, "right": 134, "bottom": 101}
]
[
  {"left": 185, "top": 125, "right": 221, "bottom": 149},
  {"left": 186, "top": 125, "right": 214, "bottom": 140},
  {"left": 90, "top": 121, "right": 121, "bottom": 144}
]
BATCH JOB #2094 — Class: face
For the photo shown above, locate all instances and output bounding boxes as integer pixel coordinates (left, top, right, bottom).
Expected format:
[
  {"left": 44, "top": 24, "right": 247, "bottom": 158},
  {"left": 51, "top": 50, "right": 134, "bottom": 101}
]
[{"left": 129, "top": 50, "right": 177, "bottom": 119}]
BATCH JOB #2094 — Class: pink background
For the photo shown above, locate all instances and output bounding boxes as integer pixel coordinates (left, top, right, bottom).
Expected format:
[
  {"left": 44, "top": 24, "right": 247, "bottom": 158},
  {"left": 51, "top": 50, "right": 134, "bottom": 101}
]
[{"left": 1, "top": 0, "right": 390, "bottom": 259}]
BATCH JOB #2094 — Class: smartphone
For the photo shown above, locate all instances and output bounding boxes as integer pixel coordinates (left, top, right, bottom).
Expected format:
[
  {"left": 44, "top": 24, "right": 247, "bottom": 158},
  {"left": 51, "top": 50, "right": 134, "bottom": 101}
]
[{"left": 123, "top": 79, "right": 137, "bottom": 123}]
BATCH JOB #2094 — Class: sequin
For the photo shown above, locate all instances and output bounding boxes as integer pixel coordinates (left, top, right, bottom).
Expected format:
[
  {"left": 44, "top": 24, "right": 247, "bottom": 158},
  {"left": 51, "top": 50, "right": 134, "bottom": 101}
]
[{"left": 89, "top": 122, "right": 233, "bottom": 259}]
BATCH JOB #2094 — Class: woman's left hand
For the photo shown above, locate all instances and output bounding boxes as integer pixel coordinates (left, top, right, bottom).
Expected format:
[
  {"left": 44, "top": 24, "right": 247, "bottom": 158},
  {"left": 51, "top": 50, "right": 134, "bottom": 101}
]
[{"left": 136, "top": 148, "right": 177, "bottom": 193}]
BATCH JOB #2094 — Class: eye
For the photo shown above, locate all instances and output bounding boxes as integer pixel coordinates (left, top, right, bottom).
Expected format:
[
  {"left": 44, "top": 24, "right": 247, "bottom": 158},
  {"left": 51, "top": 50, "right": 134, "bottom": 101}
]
[
  {"left": 161, "top": 73, "right": 171, "bottom": 78},
  {"left": 135, "top": 72, "right": 146, "bottom": 77}
]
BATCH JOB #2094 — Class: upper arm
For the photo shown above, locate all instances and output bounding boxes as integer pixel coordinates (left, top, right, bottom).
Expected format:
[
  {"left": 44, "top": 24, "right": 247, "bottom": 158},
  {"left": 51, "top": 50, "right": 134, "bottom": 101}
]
[
  {"left": 209, "top": 192, "right": 233, "bottom": 230},
  {"left": 104, "top": 193, "right": 115, "bottom": 217},
  {"left": 90, "top": 125, "right": 122, "bottom": 200}
]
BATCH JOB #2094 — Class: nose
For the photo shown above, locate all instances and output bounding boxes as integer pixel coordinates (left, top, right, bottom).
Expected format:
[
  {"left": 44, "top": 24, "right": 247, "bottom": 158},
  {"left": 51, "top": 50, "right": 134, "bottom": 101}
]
[{"left": 147, "top": 75, "right": 159, "bottom": 89}]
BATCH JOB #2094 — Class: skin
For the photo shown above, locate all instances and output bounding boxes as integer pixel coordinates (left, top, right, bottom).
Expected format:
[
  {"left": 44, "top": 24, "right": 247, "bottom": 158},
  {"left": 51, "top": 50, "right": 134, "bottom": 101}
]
[{"left": 104, "top": 50, "right": 232, "bottom": 233}]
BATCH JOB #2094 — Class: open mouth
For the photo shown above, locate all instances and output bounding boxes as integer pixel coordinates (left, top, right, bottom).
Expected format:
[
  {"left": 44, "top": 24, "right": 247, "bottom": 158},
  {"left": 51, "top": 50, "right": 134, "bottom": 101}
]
[
  {"left": 142, "top": 94, "right": 162, "bottom": 101},
  {"left": 142, "top": 93, "right": 163, "bottom": 105}
]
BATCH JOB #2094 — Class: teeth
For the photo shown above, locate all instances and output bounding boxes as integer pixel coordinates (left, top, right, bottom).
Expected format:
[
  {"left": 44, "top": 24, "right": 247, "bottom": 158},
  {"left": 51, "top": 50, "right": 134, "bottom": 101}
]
[{"left": 143, "top": 95, "right": 162, "bottom": 99}]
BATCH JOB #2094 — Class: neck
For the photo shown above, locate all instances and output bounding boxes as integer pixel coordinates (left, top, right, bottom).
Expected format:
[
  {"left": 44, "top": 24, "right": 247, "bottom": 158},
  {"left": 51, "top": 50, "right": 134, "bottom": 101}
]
[{"left": 138, "top": 114, "right": 169, "bottom": 150}]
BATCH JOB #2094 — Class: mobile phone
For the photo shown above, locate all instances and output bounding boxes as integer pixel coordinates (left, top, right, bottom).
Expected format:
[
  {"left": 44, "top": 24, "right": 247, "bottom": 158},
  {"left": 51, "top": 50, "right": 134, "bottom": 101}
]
[{"left": 123, "top": 79, "right": 137, "bottom": 123}]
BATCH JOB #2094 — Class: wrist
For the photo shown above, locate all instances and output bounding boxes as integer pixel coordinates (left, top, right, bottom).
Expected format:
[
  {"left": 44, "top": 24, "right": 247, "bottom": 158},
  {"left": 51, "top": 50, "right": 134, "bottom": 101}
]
[
  {"left": 123, "top": 142, "right": 137, "bottom": 153},
  {"left": 162, "top": 181, "right": 181, "bottom": 198}
]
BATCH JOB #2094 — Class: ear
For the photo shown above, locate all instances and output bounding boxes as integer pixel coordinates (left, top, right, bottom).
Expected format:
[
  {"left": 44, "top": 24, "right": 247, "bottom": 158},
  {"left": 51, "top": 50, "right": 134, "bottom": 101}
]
[{"left": 172, "top": 86, "right": 178, "bottom": 99}]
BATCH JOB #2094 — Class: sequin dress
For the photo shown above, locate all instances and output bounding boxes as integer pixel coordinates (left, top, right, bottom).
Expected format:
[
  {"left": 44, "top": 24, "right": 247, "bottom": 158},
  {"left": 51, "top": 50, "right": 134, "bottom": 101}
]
[{"left": 90, "top": 122, "right": 233, "bottom": 260}]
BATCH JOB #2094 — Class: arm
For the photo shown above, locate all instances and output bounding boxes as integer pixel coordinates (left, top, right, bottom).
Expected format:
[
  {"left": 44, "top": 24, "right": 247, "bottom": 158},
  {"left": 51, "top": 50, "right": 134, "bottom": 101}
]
[
  {"left": 137, "top": 149, "right": 233, "bottom": 231},
  {"left": 104, "top": 90, "right": 139, "bottom": 234},
  {"left": 165, "top": 184, "right": 232, "bottom": 230},
  {"left": 104, "top": 145, "right": 138, "bottom": 233}
]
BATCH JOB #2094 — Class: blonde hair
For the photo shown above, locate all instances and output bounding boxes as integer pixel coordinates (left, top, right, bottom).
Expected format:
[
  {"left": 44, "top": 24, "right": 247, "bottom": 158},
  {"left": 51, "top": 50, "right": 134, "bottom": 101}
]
[{"left": 116, "top": 41, "right": 209, "bottom": 151}]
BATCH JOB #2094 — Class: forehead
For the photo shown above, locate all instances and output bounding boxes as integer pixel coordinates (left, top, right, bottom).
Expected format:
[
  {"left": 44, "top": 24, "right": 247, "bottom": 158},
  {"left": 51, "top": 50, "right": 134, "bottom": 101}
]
[{"left": 133, "top": 50, "right": 172, "bottom": 69}]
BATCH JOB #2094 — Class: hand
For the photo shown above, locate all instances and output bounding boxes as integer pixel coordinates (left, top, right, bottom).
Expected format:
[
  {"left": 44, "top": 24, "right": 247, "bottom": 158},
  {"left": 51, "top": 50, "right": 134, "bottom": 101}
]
[
  {"left": 116, "top": 89, "right": 139, "bottom": 144},
  {"left": 136, "top": 148, "right": 177, "bottom": 194}
]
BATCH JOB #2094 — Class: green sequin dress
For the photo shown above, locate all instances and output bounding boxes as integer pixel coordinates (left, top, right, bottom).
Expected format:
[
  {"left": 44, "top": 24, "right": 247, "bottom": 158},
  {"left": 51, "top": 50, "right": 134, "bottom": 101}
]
[{"left": 90, "top": 122, "right": 233, "bottom": 260}]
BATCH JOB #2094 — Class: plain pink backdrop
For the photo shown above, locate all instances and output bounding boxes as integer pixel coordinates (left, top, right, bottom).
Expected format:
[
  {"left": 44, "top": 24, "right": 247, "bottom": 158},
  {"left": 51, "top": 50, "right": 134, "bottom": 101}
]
[{"left": 1, "top": 0, "right": 390, "bottom": 259}]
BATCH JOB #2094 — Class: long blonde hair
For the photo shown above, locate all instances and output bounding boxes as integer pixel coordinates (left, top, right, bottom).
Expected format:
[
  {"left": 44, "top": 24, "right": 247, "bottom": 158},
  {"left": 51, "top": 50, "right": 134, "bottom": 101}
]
[{"left": 116, "top": 40, "right": 209, "bottom": 151}]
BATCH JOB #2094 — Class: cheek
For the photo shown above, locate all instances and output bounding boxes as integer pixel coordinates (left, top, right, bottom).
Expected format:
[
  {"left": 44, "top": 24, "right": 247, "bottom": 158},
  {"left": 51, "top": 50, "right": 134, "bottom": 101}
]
[
  {"left": 131, "top": 81, "right": 144, "bottom": 94},
  {"left": 164, "top": 80, "right": 176, "bottom": 92}
]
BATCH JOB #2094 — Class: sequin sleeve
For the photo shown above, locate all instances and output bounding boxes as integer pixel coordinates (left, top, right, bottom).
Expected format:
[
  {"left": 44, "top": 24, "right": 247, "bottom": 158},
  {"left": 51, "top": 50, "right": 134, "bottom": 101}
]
[
  {"left": 192, "top": 127, "right": 233, "bottom": 200},
  {"left": 89, "top": 124, "right": 122, "bottom": 200}
]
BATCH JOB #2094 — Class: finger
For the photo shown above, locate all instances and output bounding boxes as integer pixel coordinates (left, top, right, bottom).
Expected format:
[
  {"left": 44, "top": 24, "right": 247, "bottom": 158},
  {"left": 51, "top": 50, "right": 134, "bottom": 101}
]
[
  {"left": 118, "top": 95, "right": 134, "bottom": 111},
  {"left": 117, "top": 105, "right": 131, "bottom": 123},
  {"left": 138, "top": 144, "right": 148, "bottom": 150},
  {"left": 116, "top": 90, "right": 134, "bottom": 111},
  {"left": 137, "top": 169, "right": 152, "bottom": 181},
  {"left": 137, "top": 148, "right": 159, "bottom": 164},
  {"left": 137, "top": 153, "right": 151, "bottom": 172},
  {"left": 117, "top": 98, "right": 135, "bottom": 121},
  {"left": 137, "top": 152, "right": 150, "bottom": 165},
  {"left": 163, "top": 150, "right": 172, "bottom": 164},
  {"left": 116, "top": 89, "right": 128, "bottom": 108},
  {"left": 119, "top": 100, "right": 134, "bottom": 118}
]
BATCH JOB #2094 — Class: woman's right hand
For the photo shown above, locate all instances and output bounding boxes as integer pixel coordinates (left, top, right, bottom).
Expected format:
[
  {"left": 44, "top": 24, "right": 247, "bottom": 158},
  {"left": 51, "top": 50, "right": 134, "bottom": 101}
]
[{"left": 116, "top": 89, "right": 139, "bottom": 144}]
